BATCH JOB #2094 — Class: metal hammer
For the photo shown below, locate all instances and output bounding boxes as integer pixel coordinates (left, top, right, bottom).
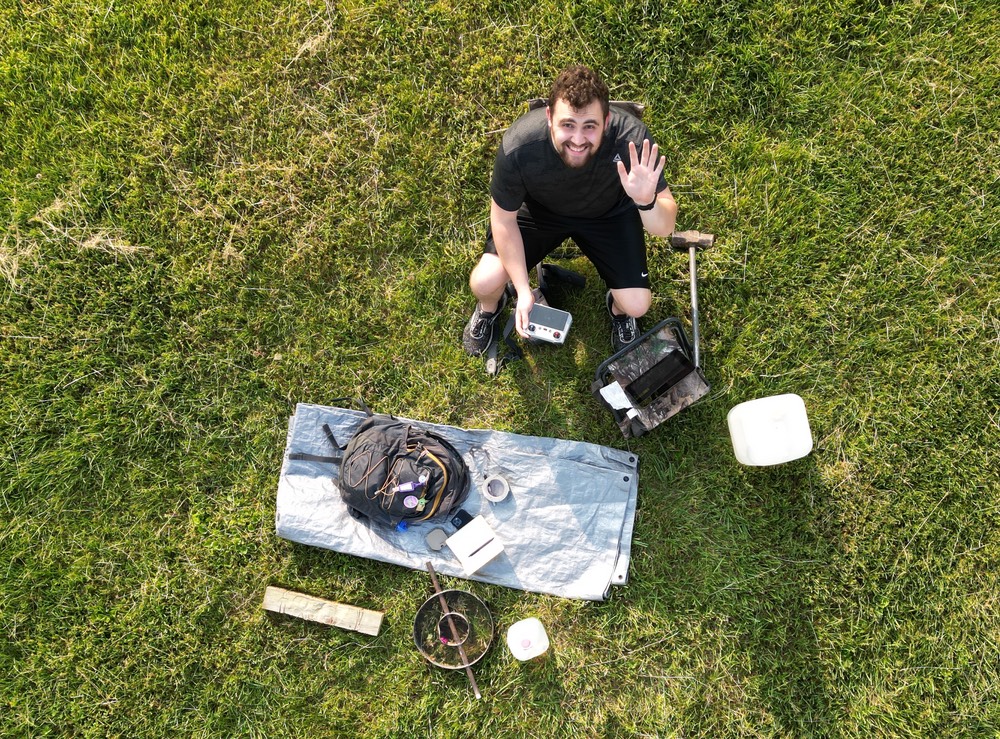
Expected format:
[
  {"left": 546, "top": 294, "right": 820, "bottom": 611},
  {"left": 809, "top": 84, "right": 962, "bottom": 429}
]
[{"left": 669, "top": 230, "right": 715, "bottom": 368}]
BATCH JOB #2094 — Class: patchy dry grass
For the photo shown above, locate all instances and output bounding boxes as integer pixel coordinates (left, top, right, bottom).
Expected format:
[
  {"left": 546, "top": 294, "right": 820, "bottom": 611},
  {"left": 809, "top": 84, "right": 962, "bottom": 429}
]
[{"left": 2, "top": 0, "right": 998, "bottom": 736}]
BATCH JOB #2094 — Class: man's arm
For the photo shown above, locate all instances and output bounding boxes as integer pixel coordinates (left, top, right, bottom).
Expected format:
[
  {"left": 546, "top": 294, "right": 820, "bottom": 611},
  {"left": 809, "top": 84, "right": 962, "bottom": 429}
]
[
  {"left": 490, "top": 198, "right": 535, "bottom": 337},
  {"left": 617, "top": 139, "right": 677, "bottom": 237},
  {"left": 637, "top": 187, "right": 678, "bottom": 238}
]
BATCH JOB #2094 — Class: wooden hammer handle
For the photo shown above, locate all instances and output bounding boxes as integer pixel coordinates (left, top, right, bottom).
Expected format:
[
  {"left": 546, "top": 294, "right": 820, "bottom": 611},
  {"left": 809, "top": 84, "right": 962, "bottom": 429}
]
[{"left": 426, "top": 562, "right": 482, "bottom": 699}]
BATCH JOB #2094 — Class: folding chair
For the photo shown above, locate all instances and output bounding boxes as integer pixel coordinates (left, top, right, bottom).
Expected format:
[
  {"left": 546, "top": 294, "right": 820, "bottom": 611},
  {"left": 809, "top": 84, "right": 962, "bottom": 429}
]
[{"left": 592, "top": 231, "right": 714, "bottom": 438}]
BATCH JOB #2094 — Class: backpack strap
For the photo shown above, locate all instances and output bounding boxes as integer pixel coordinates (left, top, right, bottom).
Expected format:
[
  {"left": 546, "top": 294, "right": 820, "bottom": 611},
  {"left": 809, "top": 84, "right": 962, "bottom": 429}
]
[
  {"left": 288, "top": 423, "right": 346, "bottom": 464},
  {"left": 288, "top": 452, "right": 341, "bottom": 463},
  {"left": 322, "top": 423, "right": 344, "bottom": 451},
  {"left": 501, "top": 311, "right": 523, "bottom": 362},
  {"left": 486, "top": 284, "right": 522, "bottom": 376},
  {"left": 326, "top": 397, "right": 372, "bottom": 417}
]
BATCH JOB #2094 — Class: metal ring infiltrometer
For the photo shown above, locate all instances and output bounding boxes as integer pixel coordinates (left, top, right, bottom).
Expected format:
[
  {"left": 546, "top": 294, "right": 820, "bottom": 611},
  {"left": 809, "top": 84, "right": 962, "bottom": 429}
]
[
  {"left": 413, "top": 589, "right": 493, "bottom": 669},
  {"left": 481, "top": 475, "right": 510, "bottom": 503}
]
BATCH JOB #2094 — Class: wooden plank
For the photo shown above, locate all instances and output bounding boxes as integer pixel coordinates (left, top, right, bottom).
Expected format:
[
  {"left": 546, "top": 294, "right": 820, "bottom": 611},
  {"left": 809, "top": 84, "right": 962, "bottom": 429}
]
[{"left": 262, "top": 586, "right": 383, "bottom": 636}]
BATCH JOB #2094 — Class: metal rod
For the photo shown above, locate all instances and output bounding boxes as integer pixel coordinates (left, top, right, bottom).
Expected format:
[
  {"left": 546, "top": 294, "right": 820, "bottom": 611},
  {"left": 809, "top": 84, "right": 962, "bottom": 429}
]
[
  {"left": 426, "top": 561, "right": 482, "bottom": 699},
  {"left": 688, "top": 245, "right": 702, "bottom": 368}
]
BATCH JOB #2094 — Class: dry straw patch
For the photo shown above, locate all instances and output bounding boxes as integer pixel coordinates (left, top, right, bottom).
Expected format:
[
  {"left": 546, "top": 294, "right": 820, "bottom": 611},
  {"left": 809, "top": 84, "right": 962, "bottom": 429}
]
[
  {"left": 28, "top": 193, "right": 149, "bottom": 261},
  {"left": 0, "top": 226, "right": 36, "bottom": 289}
]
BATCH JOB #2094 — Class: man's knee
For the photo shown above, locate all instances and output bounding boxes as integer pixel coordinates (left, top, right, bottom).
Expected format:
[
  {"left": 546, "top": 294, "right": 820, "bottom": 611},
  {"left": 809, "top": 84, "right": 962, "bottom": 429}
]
[
  {"left": 469, "top": 254, "right": 509, "bottom": 299},
  {"left": 610, "top": 287, "right": 651, "bottom": 318}
]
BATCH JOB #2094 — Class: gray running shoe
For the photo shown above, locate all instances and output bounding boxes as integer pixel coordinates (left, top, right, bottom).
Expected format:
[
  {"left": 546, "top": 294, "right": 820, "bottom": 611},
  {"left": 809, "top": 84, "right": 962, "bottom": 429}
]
[
  {"left": 607, "top": 290, "right": 640, "bottom": 353},
  {"left": 462, "top": 294, "right": 508, "bottom": 356}
]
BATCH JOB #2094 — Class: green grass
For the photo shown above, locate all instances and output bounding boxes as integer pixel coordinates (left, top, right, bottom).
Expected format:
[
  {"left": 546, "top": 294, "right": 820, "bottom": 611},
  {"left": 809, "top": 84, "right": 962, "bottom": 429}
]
[{"left": 2, "top": 0, "right": 998, "bottom": 736}]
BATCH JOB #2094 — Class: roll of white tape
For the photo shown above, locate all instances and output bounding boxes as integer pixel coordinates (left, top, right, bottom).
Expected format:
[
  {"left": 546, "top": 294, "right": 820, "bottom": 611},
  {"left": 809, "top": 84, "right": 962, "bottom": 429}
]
[{"left": 481, "top": 475, "right": 510, "bottom": 503}]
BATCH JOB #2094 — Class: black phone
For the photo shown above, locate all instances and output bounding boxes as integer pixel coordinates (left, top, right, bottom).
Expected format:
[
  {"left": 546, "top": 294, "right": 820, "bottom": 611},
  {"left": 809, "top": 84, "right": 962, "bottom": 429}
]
[{"left": 450, "top": 509, "right": 474, "bottom": 529}]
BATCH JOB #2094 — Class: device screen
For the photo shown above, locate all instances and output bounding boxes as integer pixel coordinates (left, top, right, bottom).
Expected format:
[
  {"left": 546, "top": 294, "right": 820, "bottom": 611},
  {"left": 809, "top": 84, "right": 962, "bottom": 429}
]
[{"left": 528, "top": 304, "right": 570, "bottom": 329}]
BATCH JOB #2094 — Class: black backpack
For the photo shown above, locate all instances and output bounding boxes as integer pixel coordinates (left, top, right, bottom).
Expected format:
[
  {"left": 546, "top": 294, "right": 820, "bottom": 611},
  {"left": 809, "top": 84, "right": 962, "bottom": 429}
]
[{"left": 337, "top": 413, "right": 471, "bottom": 527}]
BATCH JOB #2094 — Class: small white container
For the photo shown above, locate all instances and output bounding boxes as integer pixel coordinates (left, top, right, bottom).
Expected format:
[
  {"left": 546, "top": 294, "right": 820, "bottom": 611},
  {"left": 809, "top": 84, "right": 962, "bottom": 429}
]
[
  {"left": 728, "top": 393, "right": 813, "bottom": 466},
  {"left": 506, "top": 617, "right": 550, "bottom": 661}
]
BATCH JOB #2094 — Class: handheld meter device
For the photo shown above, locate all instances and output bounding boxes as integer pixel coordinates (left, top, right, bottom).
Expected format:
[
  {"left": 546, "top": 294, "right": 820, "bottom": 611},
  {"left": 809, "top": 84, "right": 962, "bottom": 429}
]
[{"left": 525, "top": 304, "right": 572, "bottom": 345}]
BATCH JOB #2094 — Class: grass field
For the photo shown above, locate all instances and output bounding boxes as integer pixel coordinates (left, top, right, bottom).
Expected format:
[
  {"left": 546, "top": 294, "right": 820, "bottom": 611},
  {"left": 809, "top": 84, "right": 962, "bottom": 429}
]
[{"left": 2, "top": 0, "right": 998, "bottom": 736}]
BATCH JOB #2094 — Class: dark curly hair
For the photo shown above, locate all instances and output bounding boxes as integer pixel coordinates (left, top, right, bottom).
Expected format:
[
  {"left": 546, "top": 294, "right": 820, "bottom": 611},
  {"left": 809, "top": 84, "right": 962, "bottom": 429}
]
[{"left": 548, "top": 65, "right": 610, "bottom": 118}]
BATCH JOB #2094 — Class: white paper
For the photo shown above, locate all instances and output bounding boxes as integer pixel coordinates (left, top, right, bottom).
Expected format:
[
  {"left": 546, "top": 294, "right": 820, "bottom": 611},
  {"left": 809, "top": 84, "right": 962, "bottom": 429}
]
[
  {"left": 599, "top": 382, "right": 640, "bottom": 418},
  {"left": 445, "top": 515, "right": 504, "bottom": 574}
]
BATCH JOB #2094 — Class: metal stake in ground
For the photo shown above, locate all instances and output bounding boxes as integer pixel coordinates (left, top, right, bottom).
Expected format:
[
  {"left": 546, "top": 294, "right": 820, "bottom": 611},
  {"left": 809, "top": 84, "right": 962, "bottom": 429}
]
[
  {"left": 426, "top": 561, "right": 482, "bottom": 699},
  {"left": 669, "top": 230, "right": 714, "bottom": 369}
]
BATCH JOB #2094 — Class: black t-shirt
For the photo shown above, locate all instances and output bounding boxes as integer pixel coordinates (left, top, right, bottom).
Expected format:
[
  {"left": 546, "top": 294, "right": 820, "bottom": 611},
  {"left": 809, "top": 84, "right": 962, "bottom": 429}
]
[{"left": 490, "top": 105, "right": 667, "bottom": 219}]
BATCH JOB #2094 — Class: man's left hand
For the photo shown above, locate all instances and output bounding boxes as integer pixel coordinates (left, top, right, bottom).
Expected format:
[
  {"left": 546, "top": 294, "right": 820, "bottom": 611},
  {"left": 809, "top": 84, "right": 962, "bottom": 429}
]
[{"left": 616, "top": 139, "right": 665, "bottom": 208}]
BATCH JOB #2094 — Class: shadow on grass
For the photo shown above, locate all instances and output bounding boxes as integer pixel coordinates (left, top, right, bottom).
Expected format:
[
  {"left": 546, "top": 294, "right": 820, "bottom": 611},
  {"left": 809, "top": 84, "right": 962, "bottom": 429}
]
[
  {"left": 723, "top": 460, "right": 834, "bottom": 735},
  {"left": 500, "top": 278, "right": 839, "bottom": 732},
  {"left": 657, "top": 444, "right": 837, "bottom": 735}
]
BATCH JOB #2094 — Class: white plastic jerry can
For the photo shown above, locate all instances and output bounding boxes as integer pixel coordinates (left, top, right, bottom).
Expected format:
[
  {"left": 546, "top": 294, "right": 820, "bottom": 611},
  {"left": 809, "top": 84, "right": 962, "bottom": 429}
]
[
  {"left": 728, "top": 393, "right": 813, "bottom": 466},
  {"left": 506, "top": 617, "right": 550, "bottom": 661}
]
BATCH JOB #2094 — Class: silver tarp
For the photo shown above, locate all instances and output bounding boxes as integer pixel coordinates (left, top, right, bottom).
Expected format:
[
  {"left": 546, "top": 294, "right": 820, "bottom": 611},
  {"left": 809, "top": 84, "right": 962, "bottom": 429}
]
[{"left": 275, "top": 403, "right": 639, "bottom": 601}]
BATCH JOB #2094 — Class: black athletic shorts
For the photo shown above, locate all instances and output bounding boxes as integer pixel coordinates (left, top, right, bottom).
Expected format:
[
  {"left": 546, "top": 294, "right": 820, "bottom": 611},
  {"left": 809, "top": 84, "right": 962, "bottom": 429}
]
[{"left": 484, "top": 205, "right": 650, "bottom": 290}]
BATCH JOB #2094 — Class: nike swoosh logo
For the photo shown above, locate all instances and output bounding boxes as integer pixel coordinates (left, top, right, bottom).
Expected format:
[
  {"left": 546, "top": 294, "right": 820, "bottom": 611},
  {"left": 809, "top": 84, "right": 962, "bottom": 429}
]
[{"left": 641, "top": 272, "right": 649, "bottom": 277}]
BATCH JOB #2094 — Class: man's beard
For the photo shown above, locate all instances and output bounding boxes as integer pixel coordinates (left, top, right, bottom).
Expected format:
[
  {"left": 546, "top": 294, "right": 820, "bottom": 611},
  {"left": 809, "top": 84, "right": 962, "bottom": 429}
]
[{"left": 557, "top": 142, "right": 595, "bottom": 168}]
